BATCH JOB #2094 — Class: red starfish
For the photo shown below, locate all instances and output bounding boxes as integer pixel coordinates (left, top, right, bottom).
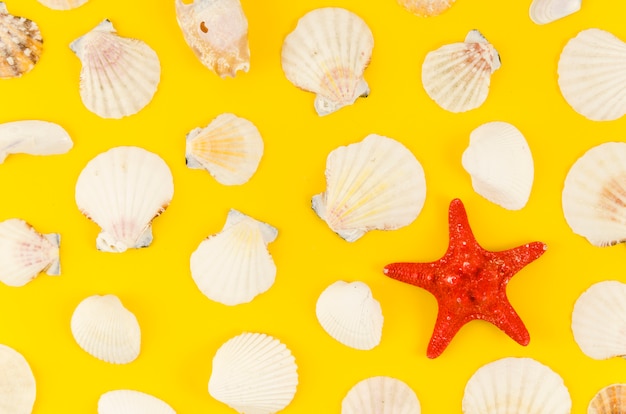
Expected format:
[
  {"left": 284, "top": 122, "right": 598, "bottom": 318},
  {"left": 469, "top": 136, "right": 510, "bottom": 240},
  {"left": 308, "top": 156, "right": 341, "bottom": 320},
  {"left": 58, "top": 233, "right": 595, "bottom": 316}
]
[{"left": 383, "top": 198, "right": 547, "bottom": 358}]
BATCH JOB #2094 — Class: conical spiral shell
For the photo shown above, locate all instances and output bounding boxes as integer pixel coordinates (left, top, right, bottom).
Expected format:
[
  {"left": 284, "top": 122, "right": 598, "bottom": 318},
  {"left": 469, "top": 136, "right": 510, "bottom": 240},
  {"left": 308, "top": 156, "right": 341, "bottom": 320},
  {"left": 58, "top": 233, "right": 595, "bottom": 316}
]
[
  {"left": 588, "top": 384, "right": 626, "bottom": 414},
  {"left": 0, "top": 2, "right": 43, "bottom": 78},
  {"left": 397, "top": 0, "right": 456, "bottom": 17},
  {"left": 529, "top": 0, "right": 581, "bottom": 24},
  {"left": 98, "top": 390, "right": 176, "bottom": 414},
  {"left": 0, "top": 344, "right": 36, "bottom": 414},
  {"left": 37, "top": 0, "right": 88, "bottom": 10},
  {"left": 0, "top": 120, "right": 73, "bottom": 163},
  {"left": 342, "top": 376, "right": 421, "bottom": 414}
]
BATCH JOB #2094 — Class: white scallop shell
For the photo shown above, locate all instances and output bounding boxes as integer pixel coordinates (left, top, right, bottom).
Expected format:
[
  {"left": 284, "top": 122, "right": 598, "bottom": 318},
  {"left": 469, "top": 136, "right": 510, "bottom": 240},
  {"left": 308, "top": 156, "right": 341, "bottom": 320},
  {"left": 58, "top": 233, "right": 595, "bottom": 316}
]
[
  {"left": 422, "top": 30, "right": 501, "bottom": 113},
  {"left": 71, "top": 294, "right": 141, "bottom": 364},
  {"left": 397, "top": 0, "right": 456, "bottom": 17},
  {"left": 342, "top": 376, "right": 421, "bottom": 414},
  {"left": 312, "top": 134, "right": 426, "bottom": 242},
  {"left": 185, "top": 113, "right": 263, "bottom": 185},
  {"left": 75, "top": 146, "right": 174, "bottom": 253},
  {"left": 558, "top": 29, "right": 626, "bottom": 121},
  {"left": 70, "top": 19, "right": 161, "bottom": 119},
  {"left": 209, "top": 332, "right": 298, "bottom": 414},
  {"left": 0, "top": 344, "right": 36, "bottom": 414},
  {"left": 588, "top": 384, "right": 626, "bottom": 414},
  {"left": 529, "top": 0, "right": 581, "bottom": 24},
  {"left": 0, "top": 218, "right": 59, "bottom": 287},
  {"left": 190, "top": 209, "right": 277, "bottom": 306},
  {"left": 175, "top": 0, "right": 249, "bottom": 78},
  {"left": 37, "top": 0, "right": 88, "bottom": 10},
  {"left": 462, "top": 357, "right": 571, "bottom": 414},
  {"left": 562, "top": 142, "right": 626, "bottom": 247},
  {"left": 0, "top": 120, "right": 73, "bottom": 163},
  {"left": 462, "top": 121, "right": 534, "bottom": 210},
  {"left": 316, "top": 281, "right": 383, "bottom": 350},
  {"left": 0, "top": 2, "right": 43, "bottom": 79},
  {"left": 281, "top": 7, "right": 374, "bottom": 116},
  {"left": 98, "top": 390, "right": 176, "bottom": 414}
]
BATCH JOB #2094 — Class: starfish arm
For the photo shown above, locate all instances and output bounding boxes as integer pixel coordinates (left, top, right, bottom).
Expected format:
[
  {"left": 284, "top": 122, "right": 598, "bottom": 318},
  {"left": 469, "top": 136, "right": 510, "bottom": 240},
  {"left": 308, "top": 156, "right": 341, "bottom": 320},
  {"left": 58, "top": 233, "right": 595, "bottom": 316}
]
[
  {"left": 494, "top": 241, "right": 547, "bottom": 280},
  {"left": 481, "top": 300, "right": 530, "bottom": 346},
  {"left": 383, "top": 262, "right": 439, "bottom": 290},
  {"left": 427, "top": 306, "right": 469, "bottom": 359},
  {"left": 447, "top": 198, "right": 481, "bottom": 252}
]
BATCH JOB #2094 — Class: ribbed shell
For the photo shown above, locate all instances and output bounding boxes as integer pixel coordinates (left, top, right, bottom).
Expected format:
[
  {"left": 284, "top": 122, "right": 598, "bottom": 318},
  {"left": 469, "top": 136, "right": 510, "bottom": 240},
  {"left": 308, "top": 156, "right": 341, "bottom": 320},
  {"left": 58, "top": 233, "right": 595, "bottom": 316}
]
[
  {"left": 0, "top": 120, "right": 73, "bottom": 163},
  {"left": 0, "top": 2, "right": 43, "bottom": 78},
  {"left": 37, "top": 0, "right": 88, "bottom": 10},
  {"left": 98, "top": 390, "right": 176, "bottom": 414},
  {"left": 0, "top": 344, "right": 36, "bottom": 414},
  {"left": 588, "top": 384, "right": 626, "bottom": 414},
  {"left": 281, "top": 7, "right": 374, "bottom": 116},
  {"left": 397, "top": 0, "right": 456, "bottom": 17},
  {"left": 342, "top": 376, "right": 421, "bottom": 414},
  {"left": 529, "top": 0, "right": 581, "bottom": 24}
]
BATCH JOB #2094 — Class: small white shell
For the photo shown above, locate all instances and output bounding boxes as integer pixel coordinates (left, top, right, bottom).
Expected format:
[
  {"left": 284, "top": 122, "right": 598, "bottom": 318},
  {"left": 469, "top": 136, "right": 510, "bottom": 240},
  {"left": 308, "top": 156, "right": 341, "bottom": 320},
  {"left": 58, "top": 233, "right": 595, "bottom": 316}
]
[
  {"left": 0, "top": 2, "right": 43, "bottom": 78},
  {"left": 190, "top": 209, "right": 277, "bottom": 306},
  {"left": 71, "top": 294, "right": 141, "bottom": 364},
  {"left": 316, "top": 281, "right": 383, "bottom": 350},
  {"left": 37, "top": 0, "right": 88, "bottom": 10},
  {"left": 588, "top": 384, "right": 626, "bottom": 414},
  {"left": 281, "top": 7, "right": 374, "bottom": 116},
  {"left": 397, "top": 0, "right": 456, "bottom": 17},
  {"left": 0, "top": 345, "right": 36, "bottom": 414},
  {"left": 0, "top": 218, "right": 59, "bottom": 287},
  {"left": 342, "top": 376, "right": 421, "bottom": 414},
  {"left": 462, "top": 357, "right": 571, "bottom": 414},
  {"left": 422, "top": 30, "right": 500, "bottom": 113},
  {"left": 529, "top": 0, "right": 581, "bottom": 24},
  {"left": 209, "top": 332, "right": 298, "bottom": 414},
  {"left": 462, "top": 121, "right": 534, "bottom": 210},
  {"left": 75, "top": 146, "right": 174, "bottom": 253},
  {"left": 70, "top": 19, "right": 161, "bottom": 119},
  {"left": 185, "top": 113, "right": 263, "bottom": 185},
  {"left": 98, "top": 390, "right": 176, "bottom": 414},
  {"left": 0, "top": 120, "right": 73, "bottom": 163},
  {"left": 312, "top": 134, "right": 426, "bottom": 242}
]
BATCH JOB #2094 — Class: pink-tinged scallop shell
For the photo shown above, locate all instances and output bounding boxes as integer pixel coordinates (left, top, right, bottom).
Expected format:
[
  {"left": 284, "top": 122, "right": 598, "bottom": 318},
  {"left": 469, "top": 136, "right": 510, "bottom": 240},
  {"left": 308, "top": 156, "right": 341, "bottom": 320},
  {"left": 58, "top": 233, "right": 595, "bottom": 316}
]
[
  {"left": 0, "top": 2, "right": 43, "bottom": 79},
  {"left": 0, "top": 344, "right": 36, "bottom": 414},
  {"left": 37, "top": 0, "right": 88, "bottom": 10},
  {"left": 342, "top": 376, "right": 421, "bottom": 414},
  {"left": 397, "top": 0, "right": 456, "bottom": 17},
  {"left": 588, "top": 384, "right": 626, "bottom": 414},
  {"left": 529, "top": 0, "right": 581, "bottom": 24}
]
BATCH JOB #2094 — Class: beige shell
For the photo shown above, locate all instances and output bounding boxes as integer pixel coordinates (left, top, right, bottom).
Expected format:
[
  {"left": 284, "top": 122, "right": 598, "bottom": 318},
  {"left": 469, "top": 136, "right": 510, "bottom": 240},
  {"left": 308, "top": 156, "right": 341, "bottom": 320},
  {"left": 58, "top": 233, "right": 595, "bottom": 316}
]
[
  {"left": 588, "top": 384, "right": 626, "bottom": 414},
  {"left": 98, "top": 390, "right": 176, "bottom": 414},
  {"left": 0, "top": 344, "right": 36, "bottom": 414},
  {"left": 175, "top": 0, "right": 249, "bottom": 78},
  {"left": 397, "top": 0, "right": 456, "bottom": 17},
  {"left": 422, "top": 30, "right": 500, "bottom": 113},
  {"left": 0, "top": 2, "right": 43, "bottom": 78},
  {"left": 0, "top": 120, "right": 73, "bottom": 163},
  {"left": 342, "top": 376, "right": 421, "bottom": 414},
  {"left": 37, "top": 0, "right": 88, "bottom": 10},
  {"left": 529, "top": 0, "right": 581, "bottom": 24},
  {"left": 281, "top": 7, "right": 374, "bottom": 116}
]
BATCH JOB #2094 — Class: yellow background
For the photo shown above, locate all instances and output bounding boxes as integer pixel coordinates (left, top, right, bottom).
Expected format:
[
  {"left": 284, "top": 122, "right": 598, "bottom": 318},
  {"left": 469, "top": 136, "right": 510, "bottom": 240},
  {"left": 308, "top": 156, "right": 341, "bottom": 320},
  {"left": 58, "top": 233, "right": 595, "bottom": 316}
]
[{"left": 1, "top": 0, "right": 625, "bottom": 412}]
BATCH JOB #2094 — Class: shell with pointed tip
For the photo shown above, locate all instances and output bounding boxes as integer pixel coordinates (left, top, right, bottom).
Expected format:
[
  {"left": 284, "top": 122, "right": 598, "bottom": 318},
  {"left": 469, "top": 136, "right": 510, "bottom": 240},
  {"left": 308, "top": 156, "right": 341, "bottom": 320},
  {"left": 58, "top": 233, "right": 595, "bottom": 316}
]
[
  {"left": 209, "top": 332, "right": 298, "bottom": 414},
  {"left": 281, "top": 7, "right": 374, "bottom": 116},
  {"left": 342, "top": 376, "right": 421, "bottom": 414},
  {"left": 462, "top": 357, "right": 571, "bottom": 414},
  {"left": 70, "top": 19, "right": 160, "bottom": 119},
  {"left": 37, "top": 0, "right": 88, "bottom": 10},
  {"left": 422, "top": 30, "right": 500, "bottom": 113},
  {"left": 175, "top": 0, "right": 249, "bottom": 78},
  {"left": 312, "top": 134, "right": 426, "bottom": 242},
  {"left": 185, "top": 113, "right": 263, "bottom": 185},
  {"left": 0, "top": 344, "right": 36, "bottom": 414},
  {"left": 529, "top": 0, "right": 581, "bottom": 24},
  {"left": 75, "top": 146, "right": 174, "bottom": 253},
  {"left": 397, "top": 0, "right": 456, "bottom": 17},
  {"left": 462, "top": 122, "right": 534, "bottom": 210},
  {"left": 0, "top": 219, "right": 59, "bottom": 287},
  {"left": 589, "top": 384, "right": 626, "bottom": 414},
  {"left": 0, "top": 2, "right": 43, "bottom": 78},
  {"left": 190, "top": 209, "right": 277, "bottom": 306},
  {"left": 562, "top": 142, "right": 626, "bottom": 247},
  {"left": 558, "top": 29, "right": 626, "bottom": 121},
  {"left": 316, "top": 281, "right": 383, "bottom": 350},
  {"left": 98, "top": 390, "right": 176, "bottom": 414},
  {"left": 0, "top": 120, "right": 73, "bottom": 163},
  {"left": 71, "top": 295, "right": 141, "bottom": 364}
]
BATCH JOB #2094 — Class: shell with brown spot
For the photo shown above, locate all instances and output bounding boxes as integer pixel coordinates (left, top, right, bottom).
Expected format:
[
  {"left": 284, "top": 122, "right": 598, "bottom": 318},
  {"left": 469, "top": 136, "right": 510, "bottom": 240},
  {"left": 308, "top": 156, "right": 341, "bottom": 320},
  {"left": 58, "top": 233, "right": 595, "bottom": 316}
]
[
  {"left": 0, "top": 2, "right": 43, "bottom": 79},
  {"left": 589, "top": 384, "right": 626, "bottom": 413},
  {"left": 397, "top": 0, "right": 456, "bottom": 17}
]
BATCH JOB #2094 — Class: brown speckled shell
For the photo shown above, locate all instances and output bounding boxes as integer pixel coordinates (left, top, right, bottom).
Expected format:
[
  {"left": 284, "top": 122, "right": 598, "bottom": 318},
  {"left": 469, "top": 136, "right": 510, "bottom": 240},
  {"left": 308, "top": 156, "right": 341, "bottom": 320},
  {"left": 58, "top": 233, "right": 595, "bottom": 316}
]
[
  {"left": 589, "top": 384, "right": 626, "bottom": 414},
  {"left": 397, "top": 0, "right": 456, "bottom": 16},
  {"left": 0, "top": 2, "right": 43, "bottom": 78}
]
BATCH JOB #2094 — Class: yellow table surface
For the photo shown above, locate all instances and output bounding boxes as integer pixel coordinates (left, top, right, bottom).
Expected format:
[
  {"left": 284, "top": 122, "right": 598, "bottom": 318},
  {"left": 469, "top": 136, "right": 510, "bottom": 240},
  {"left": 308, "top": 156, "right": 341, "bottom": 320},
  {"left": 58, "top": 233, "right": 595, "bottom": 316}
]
[{"left": 2, "top": 0, "right": 625, "bottom": 412}]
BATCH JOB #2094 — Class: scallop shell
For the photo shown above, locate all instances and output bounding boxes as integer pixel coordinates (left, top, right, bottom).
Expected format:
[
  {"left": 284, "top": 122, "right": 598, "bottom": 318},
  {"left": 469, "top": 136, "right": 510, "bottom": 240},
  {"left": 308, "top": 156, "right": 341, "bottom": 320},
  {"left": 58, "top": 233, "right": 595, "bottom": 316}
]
[
  {"left": 0, "top": 120, "right": 73, "bottom": 163},
  {"left": 529, "top": 0, "right": 581, "bottom": 24},
  {"left": 175, "top": 0, "right": 249, "bottom": 78},
  {"left": 185, "top": 113, "right": 263, "bottom": 185},
  {"left": 397, "top": 0, "right": 456, "bottom": 17},
  {"left": 98, "top": 390, "right": 176, "bottom": 414},
  {"left": 0, "top": 344, "right": 36, "bottom": 414},
  {"left": 312, "top": 134, "right": 426, "bottom": 242},
  {"left": 558, "top": 29, "right": 626, "bottom": 121},
  {"left": 71, "top": 294, "right": 141, "bottom": 364},
  {"left": 0, "top": 2, "right": 43, "bottom": 79},
  {"left": 190, "top": 209, "right": 277, "bottom": 306},
  {"left": 281, "top": 7, "right": 374, "bottom": 116},
  {"left": 561, "top": 142, "right": 626, "bottom": 247},
  {"left": 75, "top": 146, "right": 174, "bottom": 253},
  {"left": 342, "top": 376, "right": 421, "bottom": 414},
  {"left": 37, "top": 0, "right": 88, "bottom": 10},
  {"left": 462, "top": 121, "right": 534, "bottom": 210},
  {"left": 70, "top": 19, "right": 161, "bottom": 119},
  {"left": 571, "top": 281, "right": 626, "bottom": 360},
  {"left": 316, "top": 281, "right": 383, "bottom": 350},
  {"left": 209, "top": 332, "right": 298, "bottom": 414},
  {"left": 588, "top": 384, "right": 626, "bottom": 414},
  {"left": 0, "top": 218, "right": 59, "bottom": 287},
  {"left": 462, "top": 357, "right": 571, "bottom": 414},
  {"left": 422, "top": 30, "right": 501, "bottom": 113}
]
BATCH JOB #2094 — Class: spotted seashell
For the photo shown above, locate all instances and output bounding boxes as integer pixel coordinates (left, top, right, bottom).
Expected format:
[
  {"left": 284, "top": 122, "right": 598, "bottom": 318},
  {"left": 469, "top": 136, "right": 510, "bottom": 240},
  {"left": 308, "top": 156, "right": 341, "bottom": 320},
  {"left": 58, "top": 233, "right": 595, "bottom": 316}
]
[{"left": 0, "top": 2, "right": 43, "bottom": 79}]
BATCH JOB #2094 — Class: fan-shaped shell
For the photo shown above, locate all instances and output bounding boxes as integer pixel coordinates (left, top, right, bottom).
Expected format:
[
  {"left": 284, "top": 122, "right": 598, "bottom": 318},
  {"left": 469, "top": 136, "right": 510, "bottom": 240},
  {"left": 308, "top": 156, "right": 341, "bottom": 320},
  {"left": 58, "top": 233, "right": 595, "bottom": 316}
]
[
  {"left": 175, "top": 0, "right": 249, "bottom": 78},
  {"left": 316, "top": 281, "right": 383, "bottom": 350},
  {"left": 462, "top": 357, "right": 571, "bottom": 414},
  {"left": 71, "top": 294, "right": 141, "bottom": 364},
  {"left": 529, "top": 0, "right": 581, "bottom": 24},
  {"left": 342, "top": 376, "right": 421, "bottom": 414},
  {"left": 0, "top": 344, "right": 36, "bottom": 414},
  {"left": 312, "top": 134, "right": 426, "bottom": 242},
  {"left": 0, "top": 2, "right": 43, "bottom": 79},
  {"left": 70, "top": 19, "right": 161, "bottom": 119},
  {"left": 397, "top": 0, "right": 456, "bottom": 17},
  {"left": 98, "top": 390, "right": 176, "bottom": 414},
  {"left": 281, "top": 7, "right": 374, "bottom": 116},
  {"left": 0, "top": 218, "right": 59, "bottom": 287},
  {"left": 558, "top": 29, "right": 626, "bottom": 121},
  {"left": 209, "top": 332, "right": 298, "bottom": 414},
  {"left": 0, "top": 120, "right": 73, "bottom": 163},
  {"left": 562, "top": 142, "right": 626, "bottom": 247},
  {"left": 190, "top": 209, "right": 277, "bottom": 306},
  {"left": 37, "top": 0, "right": 88, "bottom": 10},
  {"left": 588, "top": 384, "right": 626, "bottom": 414},
  {"left": 185, "top": 113, "right": 263, "bottom": 185},
  {"left": 75, "top": 146, "right": 174, "bottom": 253},
  {"left": 462, "top": 121, "right": 534, "bottom": 210},
  {"left": 422, "top": 30, "right": 500, "bottom": 113}
]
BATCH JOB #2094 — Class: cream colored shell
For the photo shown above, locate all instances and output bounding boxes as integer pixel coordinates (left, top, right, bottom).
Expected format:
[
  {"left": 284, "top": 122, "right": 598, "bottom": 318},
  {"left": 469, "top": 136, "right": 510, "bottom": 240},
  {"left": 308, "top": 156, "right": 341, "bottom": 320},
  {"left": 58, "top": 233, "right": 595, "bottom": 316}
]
[
  {"left": 98, "top": 390, "right": 176, "bottom": 414},
  {"left": 397, "top": 0, "right": 456, "bottom": 17},
  {"left": 0, "top": 344, "right": 36, "bottom": 414},
  {"left": 37, "top": 0, "right": 88, "bottom": 10},
  {"left": 342, "top": 376, "right": 421, "bottom": 414},
  {"left": 0, "top": 2, "right": 43, "bottom": 78},
  {"left": 529, "top": 0, "right": 581, "bottom": 24},
  {"left": 0, "top": 120, "right": 73, "bottom": 163},
  {"left": 588, "top": 384, "right": 626, "bottom": 414}
]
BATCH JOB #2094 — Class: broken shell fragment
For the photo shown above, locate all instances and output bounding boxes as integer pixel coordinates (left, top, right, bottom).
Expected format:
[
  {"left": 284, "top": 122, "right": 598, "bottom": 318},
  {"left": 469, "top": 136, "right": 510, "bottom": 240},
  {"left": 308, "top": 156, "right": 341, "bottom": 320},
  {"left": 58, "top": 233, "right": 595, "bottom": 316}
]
[
  {"left": 0, "top": 120, "right": 73, "bottom": 163},
  {"left": 281, "top": 7, "right": 374, "bottom": 116},
  {"left": 588, "top": 384, "right": 626, "bottom": 414},
  {"left": 98, "top": 390, "right": 176, "bottom": 414},
  {"left": 0, "top": 2, "right": 43, "bottom": 79},
  {"left": 397, "top": 0, "right": 456, "bottom": 17},
  {"left": 0, "top": 344, "right": 36, "bottom": 414},
  {"left": 529, "top": 0, "right": 581, "bottom": 24},
  {"left": 342, "top": 376, "right": 421, "bottom": 414},
  {"left": 37, "top": 0, "right": 89, "bottom": 10}
]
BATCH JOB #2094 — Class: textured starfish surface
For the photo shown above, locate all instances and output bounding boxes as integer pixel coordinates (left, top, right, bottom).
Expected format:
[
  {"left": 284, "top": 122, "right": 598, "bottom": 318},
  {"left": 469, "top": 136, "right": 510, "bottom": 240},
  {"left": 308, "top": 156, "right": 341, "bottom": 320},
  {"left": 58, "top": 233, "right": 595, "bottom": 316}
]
[{"left": 383, "top": 198, "right": 547, "bottom": 358}]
